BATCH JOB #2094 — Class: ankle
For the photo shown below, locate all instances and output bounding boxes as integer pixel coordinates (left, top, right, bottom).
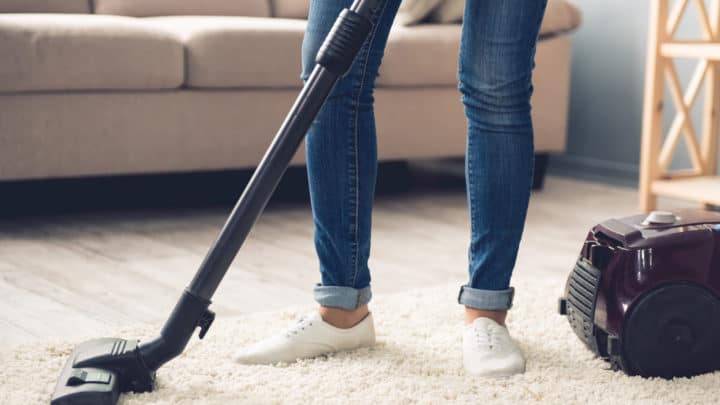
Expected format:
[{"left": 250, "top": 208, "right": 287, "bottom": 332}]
[
  {"left": 319, "top": 305, "right": 369, "bottom": 329},
  {"left": 465, "top": 307, "right": 507, "bottom": 326}
]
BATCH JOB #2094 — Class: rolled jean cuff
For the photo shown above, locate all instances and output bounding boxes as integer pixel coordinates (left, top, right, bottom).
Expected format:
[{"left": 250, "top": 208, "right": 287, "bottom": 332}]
[
  {"left": 457, "top": 285, "right": 515, "bottom": 310},
  {"left": 313, "top": 284, "right": 372, "bottom": 310}
]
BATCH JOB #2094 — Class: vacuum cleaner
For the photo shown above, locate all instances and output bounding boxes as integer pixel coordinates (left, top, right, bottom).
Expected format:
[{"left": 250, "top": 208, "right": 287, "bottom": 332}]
[
  {"left": 559, "top": 209, "right": 720, "bottom": 378},
  {"left": 50, "top": 1, "right": 383, "bottom": 403}
]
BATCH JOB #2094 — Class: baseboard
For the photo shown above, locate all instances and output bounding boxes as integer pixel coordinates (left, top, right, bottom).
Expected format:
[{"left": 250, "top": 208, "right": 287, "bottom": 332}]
[{"left": 548, "top": 154, "right": 639, "bottom": 188}]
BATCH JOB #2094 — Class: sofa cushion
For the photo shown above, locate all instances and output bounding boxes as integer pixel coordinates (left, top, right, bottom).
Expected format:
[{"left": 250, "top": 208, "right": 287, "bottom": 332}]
[
  {"left": 94, "top": 0, "right": 271, "bottom": 17},
  {"left": 270, "top": 0, "right": 309, "bottom": 19},
  {"left": 377, "top": 24, "right": 459, "bottom": 87},
  {"left": 147, "top": 16, "right": 306, "bottom": 88},
  {"left": 396, "top": 0, "right": 444, "bottom": 26},
  {"left": 398, "top": 0, "right": 582, "bottom": 30},
  {"left": 378, "top": 0, "right": 581, "bottom": 87},
  {"left": 0, "top": 14, "right": 184, "bottom": 92},
  {"left": 0, "top": 0, "right": 90, "bottom": 14}
]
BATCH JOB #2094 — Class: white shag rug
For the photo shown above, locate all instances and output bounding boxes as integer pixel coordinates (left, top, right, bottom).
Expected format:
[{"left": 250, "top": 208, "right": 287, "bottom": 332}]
[{"left": 1, "top": 272, "right": 717, "bottom": 404}]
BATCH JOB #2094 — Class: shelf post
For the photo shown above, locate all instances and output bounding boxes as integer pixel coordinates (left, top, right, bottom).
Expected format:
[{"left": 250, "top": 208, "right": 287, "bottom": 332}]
[
  {"left": 701, "top": 0, "right": 720, "bottom": 177},
  {"left": 639, "top": 0, "right": 669, "bottom": 211}
]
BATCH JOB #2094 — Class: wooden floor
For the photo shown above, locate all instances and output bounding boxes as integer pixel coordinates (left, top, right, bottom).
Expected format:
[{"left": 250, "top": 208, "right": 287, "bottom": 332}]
[{"left": 0, "top": 175, "right": 690, "bottom": 347}]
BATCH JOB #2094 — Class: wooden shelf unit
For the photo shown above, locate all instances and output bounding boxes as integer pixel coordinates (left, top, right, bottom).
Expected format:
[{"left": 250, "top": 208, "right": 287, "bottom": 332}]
[{"left": 640, "top": 0, "right": 720, "bottom": 211}]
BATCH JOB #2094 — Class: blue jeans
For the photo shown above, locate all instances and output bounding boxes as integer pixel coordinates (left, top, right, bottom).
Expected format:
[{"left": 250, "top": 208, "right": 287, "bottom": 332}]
[{"left": 302, "top": 0, "right": 548, "bottom": 311}]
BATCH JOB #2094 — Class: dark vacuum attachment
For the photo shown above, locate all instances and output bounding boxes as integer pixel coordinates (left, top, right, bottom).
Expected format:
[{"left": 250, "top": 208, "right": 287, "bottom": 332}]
[
  {"left": 51, "top": 339, "right": 153, "bottom": 405},
  {"left": 51, "top": 291, "right": 214, "bottom": 405},
  {"left": 559, "top": 209, "right": 720, "bottom": 378},
  {"left": 50, "top": 1, "right": 382, "bottom": 403}
]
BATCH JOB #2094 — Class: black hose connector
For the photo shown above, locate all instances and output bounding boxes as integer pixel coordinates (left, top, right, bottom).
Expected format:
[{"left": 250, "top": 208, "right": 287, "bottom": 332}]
[
  {"left": 316, "top": 8, "right": 372, "bottom": 76},
  {"left": 138, "top": 289, "right": 212, "bottom": 371}
]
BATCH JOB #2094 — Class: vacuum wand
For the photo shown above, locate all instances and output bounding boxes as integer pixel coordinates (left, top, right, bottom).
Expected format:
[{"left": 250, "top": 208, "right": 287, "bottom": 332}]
[
  {"left": 140, "top": 0, "right": 381, "bottom": 371},
  {"left": 187, "top": 67, "right": 337, "bottom": 299}
]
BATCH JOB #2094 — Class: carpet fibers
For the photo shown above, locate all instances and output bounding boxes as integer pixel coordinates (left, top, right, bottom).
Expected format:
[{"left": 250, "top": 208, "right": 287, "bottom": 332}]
[{"left": 1, "top": 271, "right": 717, "bottom": 404}]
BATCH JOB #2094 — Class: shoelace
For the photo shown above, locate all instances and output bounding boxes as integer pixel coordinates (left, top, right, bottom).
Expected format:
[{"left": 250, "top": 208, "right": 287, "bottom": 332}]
[
  {"left": 284, "top": 317, "right": 314, "bottom": 338},
  {"left": 473, "top": 324, "right": 505, "bottom": 351}
]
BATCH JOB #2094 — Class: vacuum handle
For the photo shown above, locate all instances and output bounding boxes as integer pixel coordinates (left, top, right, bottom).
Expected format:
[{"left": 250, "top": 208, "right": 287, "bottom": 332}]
[{"left": 188, "top": 0, "right": 384, "bottom": 300}]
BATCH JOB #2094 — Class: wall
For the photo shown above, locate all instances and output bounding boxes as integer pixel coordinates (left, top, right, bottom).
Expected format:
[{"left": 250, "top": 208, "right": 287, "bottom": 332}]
[{"left": 550, "top": 0, "right": 712, "bottom": 186}]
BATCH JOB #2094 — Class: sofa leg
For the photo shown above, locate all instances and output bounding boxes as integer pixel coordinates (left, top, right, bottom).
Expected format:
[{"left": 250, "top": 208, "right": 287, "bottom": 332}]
[{"left": 532, "top": 153, "right": 549, "bottom": 191}]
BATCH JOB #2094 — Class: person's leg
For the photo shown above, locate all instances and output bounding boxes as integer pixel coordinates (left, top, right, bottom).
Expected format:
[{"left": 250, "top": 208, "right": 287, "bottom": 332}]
[
  {"left": 304, "top": 0, "right": 400, "bottom": 325},
  {"left": 457, "top": 0, "right": 548, "bottom": 376},
  {"left": 236, "top": 0, "right": 401, "bottom": 365},
  {"left": 458, "top": 0, "right": 547, "bottom": 323}
]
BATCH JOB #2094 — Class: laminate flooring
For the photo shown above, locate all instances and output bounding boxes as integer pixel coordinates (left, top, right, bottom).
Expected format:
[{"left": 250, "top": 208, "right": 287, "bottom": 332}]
[{"left": 0, "top": 175, "right": 690, "bottom": 347}]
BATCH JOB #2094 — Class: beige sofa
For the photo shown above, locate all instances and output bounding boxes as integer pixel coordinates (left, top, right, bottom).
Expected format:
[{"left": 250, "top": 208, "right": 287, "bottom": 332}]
[{"left": 0, "top": 0, "right": 581, "bottom": 182}]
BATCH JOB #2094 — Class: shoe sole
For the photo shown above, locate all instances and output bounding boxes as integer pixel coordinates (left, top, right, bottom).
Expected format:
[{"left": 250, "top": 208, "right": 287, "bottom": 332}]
[
  {"left": 463, "top": 364, "right": 526, "bottom": 378},
  {"left": 236, "top": 340, "right": 376, "bottom": 365}
]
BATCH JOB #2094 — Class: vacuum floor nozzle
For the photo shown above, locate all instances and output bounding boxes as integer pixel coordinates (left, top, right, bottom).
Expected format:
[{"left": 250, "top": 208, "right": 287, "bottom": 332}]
[{"left": 51, "top": 338, "right": 154, "bottom": 405}]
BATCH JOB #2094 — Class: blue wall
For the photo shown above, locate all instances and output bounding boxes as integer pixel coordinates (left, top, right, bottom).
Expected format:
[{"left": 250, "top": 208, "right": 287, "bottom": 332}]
[{"left": 551, "top": 0, "right": 711, "bottom": 186}]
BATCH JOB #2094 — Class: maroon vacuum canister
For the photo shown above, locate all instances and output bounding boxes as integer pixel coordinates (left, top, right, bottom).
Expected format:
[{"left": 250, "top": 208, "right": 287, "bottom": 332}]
[{"left": 559, "top": 209, "right": 720, "bottom": 378}]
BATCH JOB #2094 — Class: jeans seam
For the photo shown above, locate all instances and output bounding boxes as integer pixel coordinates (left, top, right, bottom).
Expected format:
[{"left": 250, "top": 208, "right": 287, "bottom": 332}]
[
  {"left": 467, "top": 135, "right": 475, "bottom": 274},
  {"left": 349, "top": 0, "right": 388, "bottom": 288}
]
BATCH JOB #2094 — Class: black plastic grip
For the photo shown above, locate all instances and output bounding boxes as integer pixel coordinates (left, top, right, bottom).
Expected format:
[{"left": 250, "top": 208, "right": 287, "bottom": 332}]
[
  {"left": 316, "top": 8, "right": 372, "bottom": 76},
  {"left": 138, "top": 289, "right": 211, "bottom": 371}
]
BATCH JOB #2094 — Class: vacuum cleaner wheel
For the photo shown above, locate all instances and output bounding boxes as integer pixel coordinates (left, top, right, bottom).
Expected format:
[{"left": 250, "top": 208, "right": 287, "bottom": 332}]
[{"left": 623, "top": 283, "right": 720, "bottom": 378}]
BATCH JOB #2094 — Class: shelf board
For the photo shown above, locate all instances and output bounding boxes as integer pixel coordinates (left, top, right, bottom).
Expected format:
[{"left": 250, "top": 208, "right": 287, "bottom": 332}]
[
  {"left": 661, "top": 42, "right": 720, "bottom": 60},
  {"left": 652, "top": 175, "right": 720, "bottom": 205}
]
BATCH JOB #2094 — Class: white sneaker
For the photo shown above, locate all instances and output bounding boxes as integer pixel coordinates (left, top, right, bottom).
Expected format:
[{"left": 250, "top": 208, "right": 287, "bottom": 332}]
[
  {"left": 463, "top": 317, "right": 526, "bottom": 377},
  {"left": 235, "top": 311, "right": 376, "bottom": 365}
]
